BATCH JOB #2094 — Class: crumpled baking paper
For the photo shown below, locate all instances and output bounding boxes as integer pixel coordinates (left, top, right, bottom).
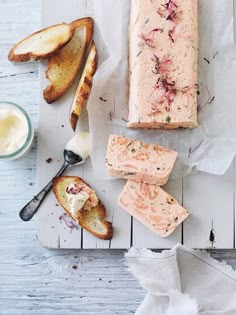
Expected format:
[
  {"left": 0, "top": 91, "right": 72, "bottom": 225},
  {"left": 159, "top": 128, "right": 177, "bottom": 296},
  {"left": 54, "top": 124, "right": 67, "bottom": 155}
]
[{"left": 88, "top": 0, "right": 236, "bottom": 179}]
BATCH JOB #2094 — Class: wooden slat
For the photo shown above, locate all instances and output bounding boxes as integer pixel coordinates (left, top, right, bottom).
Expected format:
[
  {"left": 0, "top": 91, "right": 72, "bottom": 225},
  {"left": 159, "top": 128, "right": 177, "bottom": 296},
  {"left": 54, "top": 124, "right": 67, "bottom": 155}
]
[
  {"left": 109, "top": 179, "right": 132, "bottom": 249},
  {"left": 37, "top": 0, "right": 88, "bottom": 248},
  {"left": 82, "top": 160, "right": 109, "bottom": 249},
  {"left": 183, "top": 165, "right": 234, "bottom": 249}
]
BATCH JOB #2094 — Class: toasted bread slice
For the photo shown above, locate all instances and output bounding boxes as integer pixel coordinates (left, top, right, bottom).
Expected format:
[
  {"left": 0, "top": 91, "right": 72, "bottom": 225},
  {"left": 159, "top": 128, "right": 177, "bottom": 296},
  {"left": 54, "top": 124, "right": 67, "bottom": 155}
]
[
  {"left": 8, "top": 23, "right": 74, "bottom": 62},
  {"left": 52, "top": 176, "right": 113, "bottom": 240},
  {"left": 43, "top": 17, "right": 93, "bottom": 104},
  {"left": 69, "top": 41, "right": 98, "bottom": 131}
]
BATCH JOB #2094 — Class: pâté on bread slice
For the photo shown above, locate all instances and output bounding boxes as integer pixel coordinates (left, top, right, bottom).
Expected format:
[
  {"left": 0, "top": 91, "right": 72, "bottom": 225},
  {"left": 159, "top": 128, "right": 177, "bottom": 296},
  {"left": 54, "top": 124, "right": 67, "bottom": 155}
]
[
  {"left": 8, "top": 23, "right": 75, "bottom": 62},
  {"left": 52, "top": 176, "right": 113, "bottom": 240},
  {"left": 69, "top": 40, "right": 98, "bottom": 131},
  {"left": 43, "top": 17, "right": 94, "bottom": 104}
]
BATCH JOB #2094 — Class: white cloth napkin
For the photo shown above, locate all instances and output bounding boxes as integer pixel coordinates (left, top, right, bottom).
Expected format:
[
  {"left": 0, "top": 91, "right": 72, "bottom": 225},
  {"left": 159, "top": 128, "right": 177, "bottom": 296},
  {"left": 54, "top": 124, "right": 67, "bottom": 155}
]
[{"left": 125, "top": 244, "right": 236, "bottom": 315}]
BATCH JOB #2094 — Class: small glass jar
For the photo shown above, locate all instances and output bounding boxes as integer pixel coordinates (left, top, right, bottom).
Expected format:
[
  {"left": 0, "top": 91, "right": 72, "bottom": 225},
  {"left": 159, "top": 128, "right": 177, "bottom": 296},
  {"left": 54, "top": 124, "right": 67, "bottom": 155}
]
[{"left": 0, "top": 101, "right": 34, "bottom": 161}]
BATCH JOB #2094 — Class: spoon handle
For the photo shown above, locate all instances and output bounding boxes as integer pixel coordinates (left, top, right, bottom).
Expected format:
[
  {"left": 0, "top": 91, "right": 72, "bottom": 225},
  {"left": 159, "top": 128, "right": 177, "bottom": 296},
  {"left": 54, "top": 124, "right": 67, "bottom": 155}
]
[{"left": 19, "top": 161, "right": 70, "bottom": 221}]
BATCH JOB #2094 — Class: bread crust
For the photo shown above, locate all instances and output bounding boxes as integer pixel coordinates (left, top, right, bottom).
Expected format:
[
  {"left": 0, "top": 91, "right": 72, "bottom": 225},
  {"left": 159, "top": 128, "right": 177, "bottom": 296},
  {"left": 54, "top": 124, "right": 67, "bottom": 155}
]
[
  {"left": 8, "top": 23, "right": 75, "bottom": 62},
  {"left": 78, "top": 202, "right": 113, "bottom": 240},
  {"left": 52, "top": 176, "right": 113, "bottom": 240},
  {"left": 43, "top": 17, "right": 94, "bottom": 104},
  {"left": 69, "top": 40, "right": 98, "bottom": 131}
]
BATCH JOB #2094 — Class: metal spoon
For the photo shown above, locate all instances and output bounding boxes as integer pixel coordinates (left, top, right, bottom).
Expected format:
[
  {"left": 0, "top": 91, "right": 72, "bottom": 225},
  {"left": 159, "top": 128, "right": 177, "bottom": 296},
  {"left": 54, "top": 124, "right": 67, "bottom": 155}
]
[{"left": 19, "top": 149, "right": 84, "bottom": 221}]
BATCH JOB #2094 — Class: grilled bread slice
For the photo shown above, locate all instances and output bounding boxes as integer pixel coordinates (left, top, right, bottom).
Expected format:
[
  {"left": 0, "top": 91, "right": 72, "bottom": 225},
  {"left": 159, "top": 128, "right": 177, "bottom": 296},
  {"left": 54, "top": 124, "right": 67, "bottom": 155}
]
[
  {"left": 69, "top": 41, "right": 98, "bottom": 131},
  {"left": 43, "top": 17, "right": 93, "bottom": 104},
  {"left": 8, "top": 23, "right": 74, "bottom": 62},
  {"left": 52, "top": 176, "right": 113, "bottom": 240}
]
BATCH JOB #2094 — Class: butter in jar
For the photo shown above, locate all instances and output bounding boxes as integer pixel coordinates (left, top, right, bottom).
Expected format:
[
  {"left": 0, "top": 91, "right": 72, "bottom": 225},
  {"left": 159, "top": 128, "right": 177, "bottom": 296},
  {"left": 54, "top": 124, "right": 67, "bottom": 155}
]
[{"left": 0, "top": 102, "right": 34, "bottom": 161}]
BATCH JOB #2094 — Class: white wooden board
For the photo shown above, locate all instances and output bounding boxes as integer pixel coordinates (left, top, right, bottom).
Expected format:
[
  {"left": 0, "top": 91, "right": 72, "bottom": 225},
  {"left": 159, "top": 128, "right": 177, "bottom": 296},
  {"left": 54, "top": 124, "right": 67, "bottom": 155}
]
[{"left": 36, "top": 0, "right": 236, "bottom": 249}]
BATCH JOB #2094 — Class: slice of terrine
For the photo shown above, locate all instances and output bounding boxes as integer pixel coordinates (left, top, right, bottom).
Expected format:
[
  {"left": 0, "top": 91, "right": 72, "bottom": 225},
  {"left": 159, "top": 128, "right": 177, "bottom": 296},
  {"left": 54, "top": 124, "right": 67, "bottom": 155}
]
[
  {"left": 128, "top": 0, "right": 198, "bottom": 129},
  {"left": 119, "top": 180, "right": 189, "bottom": 237},
  {"left": 105, "top": 134, "right": 177, "bottom": 185}
]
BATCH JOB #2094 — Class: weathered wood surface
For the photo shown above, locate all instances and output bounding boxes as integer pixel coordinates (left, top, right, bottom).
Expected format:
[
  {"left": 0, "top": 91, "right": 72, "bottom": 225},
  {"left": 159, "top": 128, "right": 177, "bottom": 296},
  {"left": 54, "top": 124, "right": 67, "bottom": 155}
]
[{"left": 0, "top": 0, "right": 236, "bottom": 314}]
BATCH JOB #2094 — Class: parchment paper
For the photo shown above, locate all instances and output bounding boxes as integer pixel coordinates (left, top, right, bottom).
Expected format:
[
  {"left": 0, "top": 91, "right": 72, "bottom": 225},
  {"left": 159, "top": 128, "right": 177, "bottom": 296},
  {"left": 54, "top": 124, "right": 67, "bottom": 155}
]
[{"left": 87, "top": 0, "right": 236, "bottom": 179}]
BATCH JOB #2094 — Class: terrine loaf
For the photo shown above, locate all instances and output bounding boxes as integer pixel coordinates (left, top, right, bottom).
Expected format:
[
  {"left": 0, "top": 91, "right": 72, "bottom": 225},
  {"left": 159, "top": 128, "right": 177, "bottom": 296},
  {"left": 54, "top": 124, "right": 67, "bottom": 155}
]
[
  {"left": 128, "top": 0, "right": 198, "bottom": 129},
  {"left": 119, "top": 180, "right": 189, "bottom": 237},
  {"left": 105, "top": 135, "right": 177, "bottom": 185}
]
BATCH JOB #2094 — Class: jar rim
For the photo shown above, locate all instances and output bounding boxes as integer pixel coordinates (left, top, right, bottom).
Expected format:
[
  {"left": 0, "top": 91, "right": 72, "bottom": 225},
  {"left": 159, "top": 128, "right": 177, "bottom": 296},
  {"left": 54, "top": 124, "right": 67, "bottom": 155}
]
[{"left": 0, "top": 101, "right": 33, "bottom": 159}]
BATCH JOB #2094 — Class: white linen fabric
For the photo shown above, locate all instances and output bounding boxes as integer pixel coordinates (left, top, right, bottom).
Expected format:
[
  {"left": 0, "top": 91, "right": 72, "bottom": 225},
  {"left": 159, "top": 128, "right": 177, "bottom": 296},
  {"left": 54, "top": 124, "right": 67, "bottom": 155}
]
[{"left": 126, "top": 244, "right": 236, "bottom": 315}]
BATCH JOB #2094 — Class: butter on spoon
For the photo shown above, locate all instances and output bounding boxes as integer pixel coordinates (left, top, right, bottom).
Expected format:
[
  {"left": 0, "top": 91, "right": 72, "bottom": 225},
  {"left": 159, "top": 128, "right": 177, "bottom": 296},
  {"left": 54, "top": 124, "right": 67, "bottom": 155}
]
[
  {"left": 65, "top": 131, "right": 90, "bottom": 161},
  {"left": 19, "top": 131, "right": 90, "bottom": 221}
]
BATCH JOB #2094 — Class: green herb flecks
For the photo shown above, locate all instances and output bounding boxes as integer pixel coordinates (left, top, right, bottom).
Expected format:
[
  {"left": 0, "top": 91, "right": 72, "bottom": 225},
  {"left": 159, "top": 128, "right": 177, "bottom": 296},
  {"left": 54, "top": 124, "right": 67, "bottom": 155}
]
[{"left": 166, "top": 116, "right": 171, "bottom": 123}]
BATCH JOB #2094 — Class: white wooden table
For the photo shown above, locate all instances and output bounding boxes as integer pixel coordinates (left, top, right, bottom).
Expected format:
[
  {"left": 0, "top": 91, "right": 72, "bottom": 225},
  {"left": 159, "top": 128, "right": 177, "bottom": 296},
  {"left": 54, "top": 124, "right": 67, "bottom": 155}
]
[{"left": 0, "top": 0, "right": 236, "bottom": 314}]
